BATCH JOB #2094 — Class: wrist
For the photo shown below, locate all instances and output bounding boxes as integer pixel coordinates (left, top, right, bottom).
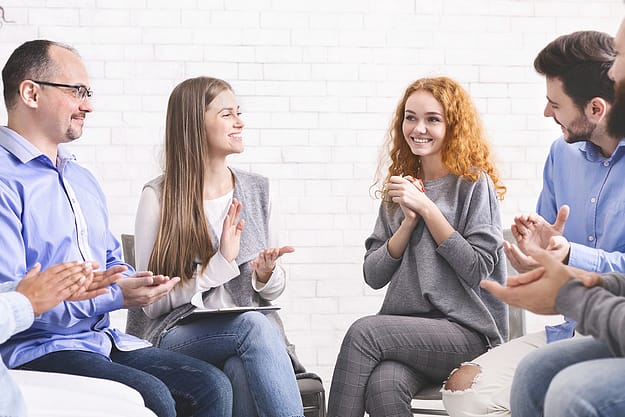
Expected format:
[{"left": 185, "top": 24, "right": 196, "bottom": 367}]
[
  {"left": 562, "top": 244, "right": 571, "bottom": 265},
  {"left": 401, "top": 216, "right": 418, "bottom": 228},
  {"left": 256, "top": 269, "right": 272, "bottom": 283},
  {"left": 219, "top": 249, "right": 236, "bottom": 263}
]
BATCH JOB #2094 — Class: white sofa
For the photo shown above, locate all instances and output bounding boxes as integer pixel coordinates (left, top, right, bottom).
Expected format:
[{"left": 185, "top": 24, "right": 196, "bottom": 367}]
[{"left": 11, "top": 369, "right": 156, "bottom": 417}]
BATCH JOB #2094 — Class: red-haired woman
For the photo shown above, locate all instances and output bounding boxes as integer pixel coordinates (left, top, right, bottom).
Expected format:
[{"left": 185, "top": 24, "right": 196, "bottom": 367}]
[{"left": 327, "top": 76, "right": 508, "bottom": 417}]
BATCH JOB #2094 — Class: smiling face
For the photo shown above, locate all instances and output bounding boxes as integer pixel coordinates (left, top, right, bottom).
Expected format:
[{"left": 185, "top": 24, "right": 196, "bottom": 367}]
[
  {"left": 608, "top": 19, "right": 625, "bottom": 138},
  {"left": 36, "top": 45, "right": 93, "bottom": 145},
  {"left": 609, "top": 20, "right": 625, "bottom": 84},
  {"left": 402, "top": 89, "right": 446, "bottom": 162},
  {"left": 204, "top": 89, "right": 244, "bottom": 157},
  {"left": 544, "top": 76, "right": 596, "bottom": 143}
]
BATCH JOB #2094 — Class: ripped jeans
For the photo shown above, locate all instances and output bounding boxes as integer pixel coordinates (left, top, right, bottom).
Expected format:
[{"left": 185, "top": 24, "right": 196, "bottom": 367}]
[{"left": 442, "top": 330, "right": 548, "bottom": 417}]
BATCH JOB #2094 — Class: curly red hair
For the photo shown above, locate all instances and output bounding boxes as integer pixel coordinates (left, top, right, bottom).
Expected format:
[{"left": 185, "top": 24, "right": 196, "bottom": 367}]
[{"left": 374, "top": 76, "right": 506, "bottom": 199}]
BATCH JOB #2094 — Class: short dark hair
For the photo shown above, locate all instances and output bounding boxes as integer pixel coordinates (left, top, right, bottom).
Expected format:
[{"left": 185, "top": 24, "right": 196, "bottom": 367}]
[
  {"left": 534, "top": 31, "right": 615, "bottom": 109},
  {"left": 2, "top": 39, "right": 77, "bottom": 110}
]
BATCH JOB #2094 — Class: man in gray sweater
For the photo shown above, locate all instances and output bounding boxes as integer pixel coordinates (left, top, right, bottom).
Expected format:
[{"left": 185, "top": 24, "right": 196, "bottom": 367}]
[{"left": 481, "top": 20, "right": 625, "bottom": 413}]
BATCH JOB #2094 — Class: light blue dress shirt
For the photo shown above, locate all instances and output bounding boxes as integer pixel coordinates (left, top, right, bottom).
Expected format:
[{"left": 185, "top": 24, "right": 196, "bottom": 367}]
[
  {"left": 0, "top": 281, "right": 32, "bottom": 417},
  {"left": 0, "top": 126, "right": 149, "bottom": 369},
  {"left": 537, "top": 136, "right": 625, "bottom": 341}
]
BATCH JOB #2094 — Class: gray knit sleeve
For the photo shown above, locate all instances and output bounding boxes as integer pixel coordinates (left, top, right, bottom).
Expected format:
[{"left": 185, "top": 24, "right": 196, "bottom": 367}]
[
  {"left": 436, "top": 174, "right": 503, "bottom": 288},
  {"left": 556, "top": 279, "right": 625, "bottom": 356},
  {"left": 363, "top": 203, "right": 402, "bottom": 289}
]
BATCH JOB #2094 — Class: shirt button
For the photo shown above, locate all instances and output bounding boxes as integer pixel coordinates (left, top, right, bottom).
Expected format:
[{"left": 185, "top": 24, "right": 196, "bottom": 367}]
[
  {"left": 604, "top": 161, "right": 610, "bottom": 167},
  {"left": 591, "top": 197, "right": 596, "bottom": 203},
  {"left": 588, "top": 235, "right": 595, "bottom": 241}
]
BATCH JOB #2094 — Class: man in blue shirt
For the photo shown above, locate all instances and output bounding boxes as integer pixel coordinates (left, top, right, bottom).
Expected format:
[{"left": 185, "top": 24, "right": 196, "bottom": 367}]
[
  {"left": 443, "top": 30, "right": 624, "bottom": 417},
  {"left": 1, "top": 261, "right": 123, "bottom": 417},
  {"left": 477, "top": 18, "right": 625, "bottom": 416},
  {"left": 0, "top": 40, "right": 231, "bottom": 417}
]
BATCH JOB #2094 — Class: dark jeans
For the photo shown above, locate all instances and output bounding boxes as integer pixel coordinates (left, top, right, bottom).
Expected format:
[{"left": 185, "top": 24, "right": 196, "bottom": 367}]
[{"left": 19, "top": 346, "right": 232, "bottom": 417}]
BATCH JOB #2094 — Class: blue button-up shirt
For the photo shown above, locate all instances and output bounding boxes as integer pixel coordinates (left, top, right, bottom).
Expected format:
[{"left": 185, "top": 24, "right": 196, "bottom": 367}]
[
  {"left": 537, "top": 136, "right": 625, "bottom": 341},
  {"left": 0, "top": 281, "right": 31, "bottom": 417},
  {"left": 0, "top": 127, "right": 149, "bottom": 369}
]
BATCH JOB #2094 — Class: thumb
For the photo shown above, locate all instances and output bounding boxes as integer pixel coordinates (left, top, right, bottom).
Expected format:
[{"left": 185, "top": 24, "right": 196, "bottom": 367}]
[
  {"left": 278, "top": 246, "right": 295, "bottom": 256},
  {"left": 24, "top": 262, "right": 42, "bottom": 279},
  {"left": 480, "top": 279, "right": 506, "bottom": 298},
  {"left": 553, "top": 205, "right": 570, "bottom": 232}
]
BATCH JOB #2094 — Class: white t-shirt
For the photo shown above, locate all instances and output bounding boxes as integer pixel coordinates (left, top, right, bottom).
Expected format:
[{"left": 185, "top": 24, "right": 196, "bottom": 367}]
[{"left": 135, "top": 188, "right": 286, "bottom": 319}]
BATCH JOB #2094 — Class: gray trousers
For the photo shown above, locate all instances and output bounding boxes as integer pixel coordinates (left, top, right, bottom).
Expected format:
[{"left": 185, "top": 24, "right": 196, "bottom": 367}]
[{"left": 327, "top": 314, "right": 488, "bottom": 417}]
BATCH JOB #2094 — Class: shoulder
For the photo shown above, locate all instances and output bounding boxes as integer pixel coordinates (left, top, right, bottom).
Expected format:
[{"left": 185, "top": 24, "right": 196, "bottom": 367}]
[
  {"left": 457, "top": 171, "right": 499, "bottom": 204},
  {"left": 143, "top": 175, "right": 164, "bottom": 192},
  {"left": 547, "top": 136, "right": 583, "bottom": 158},
  {"left": 231, "top": 167, "right": 269, "bottom": 188}
]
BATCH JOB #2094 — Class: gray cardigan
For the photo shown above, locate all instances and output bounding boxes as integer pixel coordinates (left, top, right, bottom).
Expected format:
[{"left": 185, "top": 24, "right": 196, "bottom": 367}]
[
  {"left": 364, "top": 173, "right": 508, "bottom": 347},
  {"left": 126, "top": 168, "right": 305, "bottom": 372}
]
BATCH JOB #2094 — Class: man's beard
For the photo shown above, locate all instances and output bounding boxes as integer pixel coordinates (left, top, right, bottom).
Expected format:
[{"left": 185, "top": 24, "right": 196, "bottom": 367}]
[
  {"left": 561, "top": 113, "right": 596, "bottom": 144},
  {"left": 608, "top": 81, "right": 625, "bottom": 138}
]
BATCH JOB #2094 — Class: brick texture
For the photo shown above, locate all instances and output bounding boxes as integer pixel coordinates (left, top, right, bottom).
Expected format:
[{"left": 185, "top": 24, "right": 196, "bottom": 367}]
[{"left": 0, "top": 0, "right": 620, "bottom": 388}]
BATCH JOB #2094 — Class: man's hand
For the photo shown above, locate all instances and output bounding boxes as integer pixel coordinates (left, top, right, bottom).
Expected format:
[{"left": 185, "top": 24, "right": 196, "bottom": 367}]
[
  {"left": 67, "top": 263, "right": 124, "bottom": 301},
  {"left": 503, "top": 240, "right": 540, "bottom": 273},
  {"left": 16, "top": 261, "right": 94, "bottom": 315},
  {"left": 480, "top": 249, "right": 581, "bottom": 315},
  {"left": 504, "top": 205, "right": 570, "bottom": 272},
  {"left": 117, "top": 271, "right": 180, "bottom": 308},
  {"left": 251, "top": 246, "right": 295, "bottom": 283}
]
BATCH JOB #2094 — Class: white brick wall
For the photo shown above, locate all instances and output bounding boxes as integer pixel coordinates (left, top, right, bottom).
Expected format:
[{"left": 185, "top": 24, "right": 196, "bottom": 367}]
[{"left": 0, "top": 0, "right": 621, "bottom": 388}]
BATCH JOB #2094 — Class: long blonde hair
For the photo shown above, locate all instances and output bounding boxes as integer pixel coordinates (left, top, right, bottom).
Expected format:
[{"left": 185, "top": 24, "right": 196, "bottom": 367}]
[
  {"left": 374, "top": 76, "right": 506, "bottom": 199},
  {"left": 148, "top": 77, "right": 232, "bottom": 282}
]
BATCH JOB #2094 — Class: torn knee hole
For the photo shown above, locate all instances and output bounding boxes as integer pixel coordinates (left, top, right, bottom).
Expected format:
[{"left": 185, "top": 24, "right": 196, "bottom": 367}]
[{"left": 444, "top": 363, "right": 481, "bottom": 392}]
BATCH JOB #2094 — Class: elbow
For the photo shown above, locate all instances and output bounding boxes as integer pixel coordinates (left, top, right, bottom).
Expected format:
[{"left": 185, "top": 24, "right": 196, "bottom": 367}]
[{"left": 364, "top": 273, "right": 385, "bottom": 290}]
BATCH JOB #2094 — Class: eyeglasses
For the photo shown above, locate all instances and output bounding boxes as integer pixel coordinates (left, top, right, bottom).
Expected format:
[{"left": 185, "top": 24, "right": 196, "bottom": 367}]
[{"left": 31, "top": 80, "right": 93, "bottom": 101}]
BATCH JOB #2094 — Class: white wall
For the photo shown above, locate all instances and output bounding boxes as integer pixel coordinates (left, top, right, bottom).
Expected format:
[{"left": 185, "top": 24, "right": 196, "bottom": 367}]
[{"left": 0, "top": 0, "right": 622, "bottom": 387}]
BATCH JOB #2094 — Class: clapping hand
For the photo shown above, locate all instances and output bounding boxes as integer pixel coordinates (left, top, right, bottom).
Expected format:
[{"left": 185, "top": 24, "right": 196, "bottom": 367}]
[
  {"left": 385, "top": 175, "right": 428, "bottom": 222},
  {"left": 16, "top": 261, "right": 98, "bottom": 315},
  {"left": 482, "top": 246, "right": 604, "bottom": 314},
  {"left": 220, "top": 198, "right": 245, "bottom": 262},
  {"left": 251, "top": 246, "right": 295, "bottom": 283},
  {"left": 504, "top": 205, "right": 570, "bottom": 272},
  {"left": 117, "top": 271, "right": 180, "bottom": 308}
]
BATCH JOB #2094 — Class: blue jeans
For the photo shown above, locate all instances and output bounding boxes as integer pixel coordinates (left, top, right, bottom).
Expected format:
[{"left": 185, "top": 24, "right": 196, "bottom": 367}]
[
  {"left": 159, "top": 311, "right": 303, "bottom": 417},
  {"left": 511, "top": 336, "right": 625, "bottom": 417},
  {"left": 19, "top": 346, "right": 232, "bottom": 417}
]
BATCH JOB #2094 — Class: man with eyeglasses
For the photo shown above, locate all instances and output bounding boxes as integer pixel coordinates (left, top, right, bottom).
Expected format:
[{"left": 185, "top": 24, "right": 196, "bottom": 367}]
[{"left": 0, "top": 40, "right": 232, "bottom": 417}]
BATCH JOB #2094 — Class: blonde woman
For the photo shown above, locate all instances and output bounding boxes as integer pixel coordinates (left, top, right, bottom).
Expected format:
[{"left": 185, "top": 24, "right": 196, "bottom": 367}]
[{"left": 128, "top": 77, "right": 303, "bottom": 417}]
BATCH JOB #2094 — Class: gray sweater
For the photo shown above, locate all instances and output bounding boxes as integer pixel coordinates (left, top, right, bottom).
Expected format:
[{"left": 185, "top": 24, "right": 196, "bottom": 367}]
[
  {"left": 364, "top": 173, "right": 508, "bottom": 347},
  {"left": 557, "top": 273, "right": 625, "bottom": 356}
]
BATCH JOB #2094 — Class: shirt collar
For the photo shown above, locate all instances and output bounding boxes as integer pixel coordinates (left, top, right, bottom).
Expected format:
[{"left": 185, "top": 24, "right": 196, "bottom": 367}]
[
  {"left": 0, "top": 126, "right": 75, "bottom": 167},
  {"left": 577, "top": 136, "right": 625, "bottom": 162}
]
